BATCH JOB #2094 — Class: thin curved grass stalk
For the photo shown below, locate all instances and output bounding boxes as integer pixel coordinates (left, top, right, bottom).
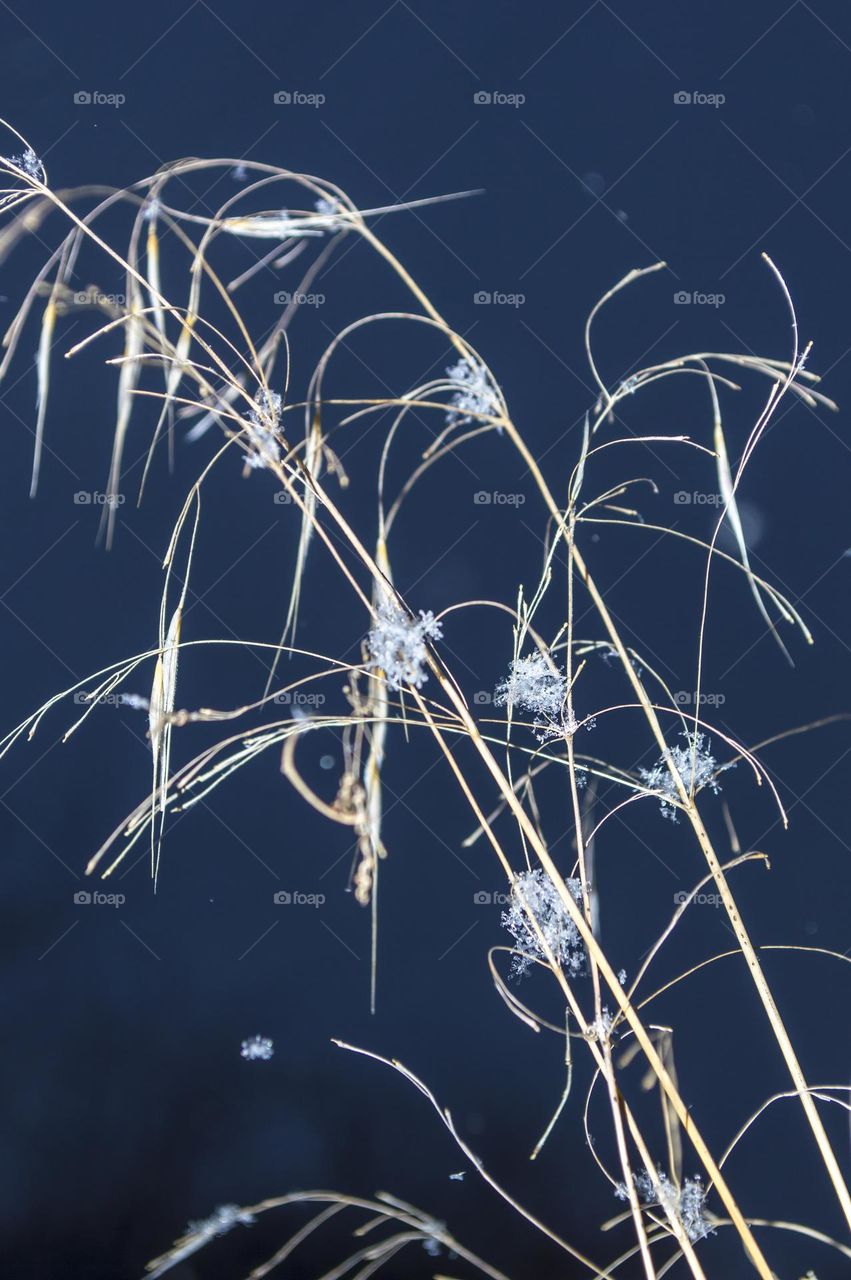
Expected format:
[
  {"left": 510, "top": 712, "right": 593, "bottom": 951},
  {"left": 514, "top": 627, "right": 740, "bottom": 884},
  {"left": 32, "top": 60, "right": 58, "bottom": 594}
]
[
  {"left": 149, "top": 490, "right": 200, "bottom": 886},
  {"left": 31, "top": 283, "right": 57, "bottom": 497},
  {"left": 100, "top": 280, "right": 144, "bottom": 545},
  {"left": 360, "top": 536, "right": 393, "bottom": 1014},
  {"left": 720, "top": 1085, "right": 851, "bottom": 1171},
  {"left": 146, "top": 1190, "right": 511, "bottom": 1280},
  {"left": 529, "top": 1006, "right": 574, "bottom": 1161},
  {"left": 332, "top": 1042, "right": 621, "bottom": 1279},
  {"left": 276, "top": 409, "right": 323, "bottom": 661},
  {"left": 713, "top": 381, "right": 793, "bottom": 663}
]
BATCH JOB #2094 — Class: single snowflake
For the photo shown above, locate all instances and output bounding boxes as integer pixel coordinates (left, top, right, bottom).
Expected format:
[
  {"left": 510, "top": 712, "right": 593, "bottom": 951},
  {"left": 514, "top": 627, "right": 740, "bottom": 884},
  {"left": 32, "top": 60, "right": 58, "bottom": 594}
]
[{"left": 240, "top": 1034, "right": 274, "bottom": 1062}]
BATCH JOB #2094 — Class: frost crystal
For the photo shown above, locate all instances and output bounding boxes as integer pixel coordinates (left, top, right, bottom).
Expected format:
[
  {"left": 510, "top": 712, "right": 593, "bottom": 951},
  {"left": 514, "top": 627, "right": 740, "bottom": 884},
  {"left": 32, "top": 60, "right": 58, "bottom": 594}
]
[
  {"left": 245, "top": 389, "right": 283, "bottom": 470},
  {"left": 366, "top": 602, "right": 442, "bottom": 691},
  {"left": 188, "top": 1204, "right": 256, "bottom": 1237},
  {"left": 148, "top": 1205, "right": 256, "bottom": 1278},
  {"left": 501, "top": 867, "right": 586, "bottom": 978},
  {"left": 240, "top": 1034, "right": 274, "bottom": 1061},
  {"left": 639, "top": 731, "right": 730, "bottom": 820},
  {"left": 616, "top": 1170, "right": 712, "bottom": 1243},
  {"left": 444, "top": 358, "right": 501, "bottom": 428},
  {"left": 593, "top": 1007, "right": 615, "bottom": 1040}
]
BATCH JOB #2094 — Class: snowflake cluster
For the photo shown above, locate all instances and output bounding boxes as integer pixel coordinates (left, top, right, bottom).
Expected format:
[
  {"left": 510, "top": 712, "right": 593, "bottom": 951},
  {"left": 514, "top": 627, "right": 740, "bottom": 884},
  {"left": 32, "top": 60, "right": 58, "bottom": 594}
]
[
  {"left": 245, "top": 389, "right": 283, "bottom": 470},
  {"left": 494, "top": 652, "right": 590, "bottom": 743},
  {"left": 501, "top": 867, "right": 586, "bottom": 979},
  {"left": 366, "top": 602, "right": 442, "bottom": 691},
  {"left": 3, "top": 147, "right": 42, "bottom": 181},
  {"left": 240, "top": 1034, "right": 274, "bottom": 1062},
  {"left": 444, "top": 358, "right": 501, "bottom": 428},
  {"left": 639, "top": 731, "right": 729, "bottom": 820},
  {"left": 495, "top": 653, "right": 565, "bottom": 719},
  {"left": 616, "top": 1170, "right": 712, "bottom": 1243}
]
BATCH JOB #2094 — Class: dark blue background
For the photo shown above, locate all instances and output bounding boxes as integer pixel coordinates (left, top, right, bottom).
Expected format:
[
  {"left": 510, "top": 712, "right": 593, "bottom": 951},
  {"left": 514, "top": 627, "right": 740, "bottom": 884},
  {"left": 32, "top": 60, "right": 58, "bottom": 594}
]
[{"left": 0, "top": 2, "right": 849, "bottom": 1277}]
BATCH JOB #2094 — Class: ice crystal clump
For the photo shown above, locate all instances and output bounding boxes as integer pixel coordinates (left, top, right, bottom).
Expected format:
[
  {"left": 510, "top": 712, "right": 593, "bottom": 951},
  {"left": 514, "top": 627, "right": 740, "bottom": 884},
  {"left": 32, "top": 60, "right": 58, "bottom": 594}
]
[
  {"left": 616, "top": 1170, "right": 712, "bottom": 1243},
  {"left": 501, "top": 867, "right": 586, "bottom": 978},
  {"left": 240, "top": 1034, "right": 274, "bottom": 1061},
  {"left": 245, "top": 389, "right": 283, "bottom": 470},
  {"left": 366, "top": 602, "right": 442, "bottom": 691},
  {"left": 444, "top": 358, "right": 501, "bottom": 428},
  {"left": 639, "top": 731, "right": 729, "bottom": 820}
]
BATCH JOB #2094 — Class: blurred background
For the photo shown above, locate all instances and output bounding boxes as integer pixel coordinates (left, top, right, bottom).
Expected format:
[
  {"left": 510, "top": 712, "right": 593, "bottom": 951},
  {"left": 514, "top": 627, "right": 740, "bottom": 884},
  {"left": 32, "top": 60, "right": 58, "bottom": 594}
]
[{"left": 0, "top": 1, "right": 849, "bottom": 1276}]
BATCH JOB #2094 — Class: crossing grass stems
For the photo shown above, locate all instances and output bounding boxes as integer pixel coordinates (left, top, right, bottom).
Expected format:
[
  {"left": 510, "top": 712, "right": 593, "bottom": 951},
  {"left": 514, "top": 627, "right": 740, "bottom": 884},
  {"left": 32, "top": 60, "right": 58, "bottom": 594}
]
[{"left": 0, "top": 120, "right": 849, "bottom": 1279}]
